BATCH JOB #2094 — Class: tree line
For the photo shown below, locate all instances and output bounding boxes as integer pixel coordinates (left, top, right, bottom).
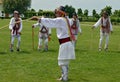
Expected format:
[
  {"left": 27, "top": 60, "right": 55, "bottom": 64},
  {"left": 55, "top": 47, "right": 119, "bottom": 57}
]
[{"left": 2, "top": 0, "right": 120, "bottom": 24}]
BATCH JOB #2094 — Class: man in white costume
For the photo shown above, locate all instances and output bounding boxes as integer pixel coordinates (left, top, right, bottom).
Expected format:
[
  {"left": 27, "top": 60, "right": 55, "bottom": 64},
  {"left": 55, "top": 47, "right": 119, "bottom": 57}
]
[
  {"left": 32, "top": 22, "right": 51, "bottom": 51},
  {"left": 9, "top": 11, "right": 22, "bottom": 52},
  {"left": 93, "top": 11, "right": 113, "bottom": 51},
  {"left": 71, "top": 13, "right": 82, "bottom": 47},
  {"left": 31, "top": 6, "right": 75, "bottom": 81}
]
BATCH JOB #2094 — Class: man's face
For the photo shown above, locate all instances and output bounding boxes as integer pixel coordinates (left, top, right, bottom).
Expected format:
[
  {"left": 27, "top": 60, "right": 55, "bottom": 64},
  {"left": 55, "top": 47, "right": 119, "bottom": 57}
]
[
  {"left": 54, "top": 9, "right": 61, "bottom": 17},
  {"left": 103, "top": 14, "right": 108, "bottom": 18},
  {"left": 14, "top": 13, "right": 18, "bottom": 18},
  {"left": 55, "top": 12, "right": 60, "bottom": 17},
  {"left": 73, "top": 15, "right": 77, "bottom": 19}
]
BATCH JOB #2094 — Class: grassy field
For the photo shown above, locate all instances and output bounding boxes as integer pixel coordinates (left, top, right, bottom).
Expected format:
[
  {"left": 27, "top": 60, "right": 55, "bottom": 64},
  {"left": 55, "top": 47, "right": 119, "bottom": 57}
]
[{"left": 0, "top": 19, "right": 120, "bottom": 82}]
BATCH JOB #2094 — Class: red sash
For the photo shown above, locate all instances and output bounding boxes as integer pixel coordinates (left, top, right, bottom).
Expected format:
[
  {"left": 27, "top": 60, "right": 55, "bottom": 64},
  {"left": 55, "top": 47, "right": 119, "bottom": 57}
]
[{"left": 59, "top": 37, "right": 71, "bottom": 44}]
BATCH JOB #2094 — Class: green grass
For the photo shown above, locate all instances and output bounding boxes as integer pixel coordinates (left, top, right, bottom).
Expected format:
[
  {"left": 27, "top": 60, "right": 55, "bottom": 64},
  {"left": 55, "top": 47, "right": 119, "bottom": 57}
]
[{"left": 0, "top": 19, "right": 120, "bottom": 82}]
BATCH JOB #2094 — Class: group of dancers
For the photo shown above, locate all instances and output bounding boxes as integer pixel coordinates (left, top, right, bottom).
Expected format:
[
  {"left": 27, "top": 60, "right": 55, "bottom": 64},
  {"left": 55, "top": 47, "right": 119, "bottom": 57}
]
[{"left": 8, "top": 6, "right": 113, "bottom": 81}]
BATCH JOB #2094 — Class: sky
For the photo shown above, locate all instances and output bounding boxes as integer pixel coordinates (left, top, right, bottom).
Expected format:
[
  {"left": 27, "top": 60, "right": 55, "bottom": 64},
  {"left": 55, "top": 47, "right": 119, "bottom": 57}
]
[{"left": 31, "top": 0, "right": 120, "bottom": 15}]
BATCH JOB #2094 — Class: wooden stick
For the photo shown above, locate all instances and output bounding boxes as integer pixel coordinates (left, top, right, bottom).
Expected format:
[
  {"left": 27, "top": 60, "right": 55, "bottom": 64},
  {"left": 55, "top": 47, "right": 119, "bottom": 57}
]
[{"left": 32, "top": 27, "right": 34, "bottom": 50}]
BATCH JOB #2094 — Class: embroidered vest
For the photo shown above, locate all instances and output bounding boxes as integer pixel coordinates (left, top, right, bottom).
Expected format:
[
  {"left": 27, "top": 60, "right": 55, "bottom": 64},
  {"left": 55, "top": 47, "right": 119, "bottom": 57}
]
[
  {"left": 101, "top": 17, "right": 110, "bottom": 33},
  {"left": 71, "top": 20, "right": 77, "bottom": 29},
  {"left": 40, "top": 26, "right": 48, "bottom": 33},
  {"left": 13, "top": 18, "right": 20, "bottom": 35}
]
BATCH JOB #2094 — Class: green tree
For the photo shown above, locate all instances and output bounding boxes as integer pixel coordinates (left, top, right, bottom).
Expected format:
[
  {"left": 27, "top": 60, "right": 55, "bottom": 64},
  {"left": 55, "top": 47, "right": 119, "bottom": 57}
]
[
  {"left": 84, "top": 9, "right": 89, "bottom": 17},
  {"left": 38, "top": 9, "right": 43, "bottom": 16},
  {"left": 113, "top": 10, "right": 120, "bottom": 17},
  {"left": 95, "top": 13, "right": 100, "bottom": 19},
  {"left": 77, "top": 8, "right": 83, "bottom": 16},
  {"left": 101, "top": 6, "right": 112, "bottom": 16},
  {"left": 92, "top": 9, "right": 96, "bottom": 17},
  {"left": 38, "top": 9, "right": 43, "bottom": 12},
  {"left": 31, "top": 9, "right": 36, "bottom": 12},
  {"left": 92, "top": 9, "right": 100, "bottom": 20},
  {"left": 64, "top": 5, "right": 76, "bottom": 18},
  {"left": 3, "top": 0, "right": 31, "bottom": 14}
]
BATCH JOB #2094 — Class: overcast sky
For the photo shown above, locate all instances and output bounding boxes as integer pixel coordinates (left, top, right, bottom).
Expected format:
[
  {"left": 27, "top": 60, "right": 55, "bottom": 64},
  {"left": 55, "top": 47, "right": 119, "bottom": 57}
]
[{"left": 31, "top": 0, "right": 120, "bottom": 14}]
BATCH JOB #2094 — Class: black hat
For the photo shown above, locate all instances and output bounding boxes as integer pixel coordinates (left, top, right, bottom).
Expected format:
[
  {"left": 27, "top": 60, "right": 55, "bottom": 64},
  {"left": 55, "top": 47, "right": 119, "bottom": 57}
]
[
  {"left": 59, "top": 6, "right": 65, "bottom": 12},
  {"left": 72, "top": 13, "right": 77, "bottom": 16}
]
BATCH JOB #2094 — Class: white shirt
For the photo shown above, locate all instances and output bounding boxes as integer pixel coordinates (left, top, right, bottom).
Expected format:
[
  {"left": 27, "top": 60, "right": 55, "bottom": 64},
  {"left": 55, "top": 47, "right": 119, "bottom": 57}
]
[
  {"left": 41, "top": 17, "right": 73, "bottom": 39},
  {"left": 93, "top": 17, "right": 113, "bottom": 31},
  {"left": 33, "top": 22, "right": 51, "bottom": 34},
  {"left": 77, "top": 19, "right": 82, "bottom": 33},
  {"left": 9, "top": 17, "right": 22, "bottom": 35}
]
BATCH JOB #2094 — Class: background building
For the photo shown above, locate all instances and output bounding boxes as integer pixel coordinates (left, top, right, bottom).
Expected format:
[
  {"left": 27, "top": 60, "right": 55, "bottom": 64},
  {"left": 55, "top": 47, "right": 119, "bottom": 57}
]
[{"left": 0, "top": 0, "right": 3, "bottom": 17}]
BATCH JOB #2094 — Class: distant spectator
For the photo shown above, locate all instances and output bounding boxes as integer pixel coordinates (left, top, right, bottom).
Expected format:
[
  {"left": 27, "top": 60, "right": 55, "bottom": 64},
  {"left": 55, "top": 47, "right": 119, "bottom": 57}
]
[{"left": 93, "top": 11, "right": 113, "bottom": 51}]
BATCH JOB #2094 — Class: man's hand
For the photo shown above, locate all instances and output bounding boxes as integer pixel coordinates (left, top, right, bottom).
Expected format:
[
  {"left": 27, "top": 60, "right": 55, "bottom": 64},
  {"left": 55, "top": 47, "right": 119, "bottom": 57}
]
[
  {"left": 32, "top": 25, "right": 35, "bottom": 28},
  {"left": 39, "top": 18, "right": 41, "bottom": 23},
  {"left": 18, "top": 32, "right": 21, "bottom": 35}
]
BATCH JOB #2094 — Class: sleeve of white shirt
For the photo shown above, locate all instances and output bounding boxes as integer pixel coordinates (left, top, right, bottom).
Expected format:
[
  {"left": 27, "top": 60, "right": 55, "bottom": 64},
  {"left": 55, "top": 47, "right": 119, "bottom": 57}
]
[
  {"left": 93, "top": 18, "right": 102, "bottom": 28},
  {"left": 108, "top": 18, "right": 113, "bottom": 31},
  {"left": 69, "top": 19, "right": 73, "bottom": 26},
  {"left": 33, "top": 22, "right": 40, "bottom": 28},
  {"left": 48, "top": 28, "right": 51, "bottom": 34},
  {"left": 41, "top": 18, "right": 65, "bottom": 28},
  {"left": 77, "top": 20, "right": 82, "bottom": 33},
  {"left": 9, "top": 18, "right": 14, "bottom": 30},
  {"left": 18, "top": 18, "right": 23, "bottom": 32}
]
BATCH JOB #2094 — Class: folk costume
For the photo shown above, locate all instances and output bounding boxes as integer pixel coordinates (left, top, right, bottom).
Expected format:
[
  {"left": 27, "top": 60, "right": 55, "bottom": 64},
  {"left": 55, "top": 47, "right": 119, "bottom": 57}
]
[
  {"left": 93, "top": 11, "right": 113, "bottom": 51},
  {"left": 71, "top": 13, "right": 82, "bottom": 47},
  {"left": 9, "top": 11, "right": 22, "bottom": 52},
  {"left": 38, "top": 6, "right": 75, "bottom": 81},
  {"left": 33, "top": 22, "right": 51, "bottom": 51}
]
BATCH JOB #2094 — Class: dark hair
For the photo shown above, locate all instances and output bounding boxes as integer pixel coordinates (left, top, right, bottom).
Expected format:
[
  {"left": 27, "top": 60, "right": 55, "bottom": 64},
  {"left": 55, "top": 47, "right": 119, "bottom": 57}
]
[
  {"left": 72, "top": 12, "right": 78, "bottom": 18},
  {"left": 72, "top": 13, "right": 77, "bottom": 16},
  {"left": 59, "top": 6, "right": 65, "bottom": 12}
]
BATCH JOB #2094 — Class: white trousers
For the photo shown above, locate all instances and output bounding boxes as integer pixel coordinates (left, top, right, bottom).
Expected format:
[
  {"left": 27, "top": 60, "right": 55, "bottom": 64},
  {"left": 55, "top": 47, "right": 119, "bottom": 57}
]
[
  {"left": 58, "top": 60, "right": 70, "bottom": 81},
  {"left": 72, "top": 35, "right": 78, "bottom": 47},
  {"left": 11, "top": 35, "right": 21, "bottom": 48},
  {"left": 38, "top": 38, "right": 48, "bottom": 49},
  {"left": 99, "top": 31, "right": 109, "bottom": 49}
]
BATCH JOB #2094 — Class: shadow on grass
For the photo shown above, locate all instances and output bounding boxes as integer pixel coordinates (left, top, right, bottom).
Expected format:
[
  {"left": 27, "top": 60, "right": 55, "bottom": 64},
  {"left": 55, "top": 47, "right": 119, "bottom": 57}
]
[
  {"left": 0, "top": 52, "right": 7, "bottom": 55},
  {"left": 80, "top": 78, "right": 89, "bottom": 82},
  {"left": 108, "top": 50, "right": 120, "bottom": 53},
  {"left": 48, "top": 49, "right": 57, "bottom": 52},
  {"left": 31, "top": 49, "right": 57, "bottom": 53},
  {"left": 17, "top": 50, "right": 31, "bottom": 54},
  {"left": 68, "top": 78, "right": 89, "bottom": 82},
  {"left": 76, "top": 49, "right": 88, "bottom": 52}
]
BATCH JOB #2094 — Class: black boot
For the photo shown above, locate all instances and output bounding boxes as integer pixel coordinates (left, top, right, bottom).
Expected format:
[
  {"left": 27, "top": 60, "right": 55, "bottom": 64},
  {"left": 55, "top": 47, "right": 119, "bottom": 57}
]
[{"left": 17, "top": 48, "right": 20, "bottom": 52}]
